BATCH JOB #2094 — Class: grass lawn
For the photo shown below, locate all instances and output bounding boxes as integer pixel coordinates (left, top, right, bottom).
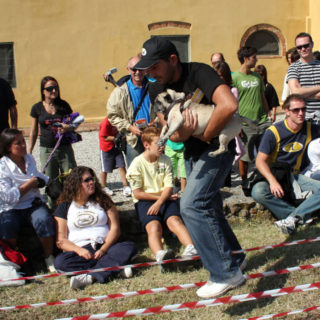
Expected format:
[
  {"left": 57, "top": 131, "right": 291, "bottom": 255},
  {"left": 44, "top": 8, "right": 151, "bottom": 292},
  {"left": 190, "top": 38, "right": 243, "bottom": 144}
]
[{"left": 1, "top": 218, "right": 320, "bottom": 320}]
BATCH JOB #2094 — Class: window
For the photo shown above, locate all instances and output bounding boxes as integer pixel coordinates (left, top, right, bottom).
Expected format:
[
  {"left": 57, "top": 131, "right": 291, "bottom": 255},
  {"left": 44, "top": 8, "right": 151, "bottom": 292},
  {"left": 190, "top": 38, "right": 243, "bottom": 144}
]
[
  {"left": 245, "top": 30, "right": 279, "bottom": 55},
  {"left": 151, "top": 35, "right": 190, "bottom": 62},
  {"left": 240, "top": 24, "right": 285, "bottom": 57},
  {"left": 0, "top": 43, "right": 16, "bottom": 87}
]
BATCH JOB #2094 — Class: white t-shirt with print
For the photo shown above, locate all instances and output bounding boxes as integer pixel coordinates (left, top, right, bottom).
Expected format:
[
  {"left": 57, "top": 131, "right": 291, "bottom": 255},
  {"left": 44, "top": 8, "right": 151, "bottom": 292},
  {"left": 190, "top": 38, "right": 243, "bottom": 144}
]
[{"left": 67, "top": 201, "right": 109, "bottom": 248}]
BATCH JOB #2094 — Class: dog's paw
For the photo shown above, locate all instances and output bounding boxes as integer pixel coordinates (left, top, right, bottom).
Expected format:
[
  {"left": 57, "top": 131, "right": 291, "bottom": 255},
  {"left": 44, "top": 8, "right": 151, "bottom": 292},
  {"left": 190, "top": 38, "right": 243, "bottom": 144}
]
[{"left": 208, "top": 149, "right": 227, "bottom": 157}]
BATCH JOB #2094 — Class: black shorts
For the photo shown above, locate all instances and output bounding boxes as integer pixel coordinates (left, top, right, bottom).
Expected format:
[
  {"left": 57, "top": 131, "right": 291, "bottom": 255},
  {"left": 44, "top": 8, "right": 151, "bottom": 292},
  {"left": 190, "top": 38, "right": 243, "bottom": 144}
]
[{"left": 134, "top": 199, "right": 181, "bottom": 230}]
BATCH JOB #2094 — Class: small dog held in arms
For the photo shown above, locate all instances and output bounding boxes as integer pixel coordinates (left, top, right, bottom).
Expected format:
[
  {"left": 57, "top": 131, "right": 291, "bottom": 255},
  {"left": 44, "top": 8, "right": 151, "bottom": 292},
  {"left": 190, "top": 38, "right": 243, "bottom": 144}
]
[{"left": 154, "top": 89, "right": 257, "bottom": 157}]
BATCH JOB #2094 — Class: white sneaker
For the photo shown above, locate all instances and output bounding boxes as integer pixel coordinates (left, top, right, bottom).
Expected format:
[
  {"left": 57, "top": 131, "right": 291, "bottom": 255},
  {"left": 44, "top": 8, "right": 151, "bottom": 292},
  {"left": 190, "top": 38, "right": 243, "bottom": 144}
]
[
  {"left": 120, "top": 267, "right": 133, "bottom": 278},
  {"left": 103, "top": 187, "right": 113, "bottom": 196},
  {"left": 156, "top": 249, "right": 174, "bottom": 273},
  {"left": 274, "top": 216, "right": 297, "bottom": 234},
  {"left": 181, "top": 244, "right": 198, "bottom": 257},
  {"left": 305, "top": 217, "right": 314, "bottom": 224},
  {"left": 122, "top": 186, "right": 131, "bottom": 197},
  {"left": 45, "top": 255, "right": 56, "bottom": 273},
  {"left": 70, "top": 274, "right": 93, "bottom": 289},
  {"left": 196, "top": 270, "right": 245, "bottom": 298},
  {"left": 156, "top": 249, "right": 174, "bottom": 262}
]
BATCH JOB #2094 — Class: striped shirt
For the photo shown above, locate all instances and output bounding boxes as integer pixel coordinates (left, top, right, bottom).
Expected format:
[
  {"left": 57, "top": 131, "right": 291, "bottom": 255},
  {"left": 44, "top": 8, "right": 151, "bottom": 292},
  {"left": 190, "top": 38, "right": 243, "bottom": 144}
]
[{"left": 287, "top": 59, "right": 320, "bottom": 119}]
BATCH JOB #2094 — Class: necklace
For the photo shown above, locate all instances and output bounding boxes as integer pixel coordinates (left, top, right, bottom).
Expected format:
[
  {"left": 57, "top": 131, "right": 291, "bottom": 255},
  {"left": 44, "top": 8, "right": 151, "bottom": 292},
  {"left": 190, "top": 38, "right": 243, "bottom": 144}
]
[{"left": 43, "top": 101, "right": 55, "bottom": 113}]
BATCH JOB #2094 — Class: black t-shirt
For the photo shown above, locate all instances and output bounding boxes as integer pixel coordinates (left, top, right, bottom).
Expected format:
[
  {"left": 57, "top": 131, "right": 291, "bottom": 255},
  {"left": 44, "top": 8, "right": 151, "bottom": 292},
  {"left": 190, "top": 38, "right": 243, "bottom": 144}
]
[
  {"left": 54, "top": 202, "right": 71, "bottom": 220},
  {"left": 30, "top": 100, "right": 73, "bottom": 148},
  {"left": 148, "top": 62, "right": 224, "bottom": 160},
  {"left": 265, "top": 82, "right": 280, "bottom": 111},
  {"left": 0, "top": 78, "right": 16, "bottom": 131}
]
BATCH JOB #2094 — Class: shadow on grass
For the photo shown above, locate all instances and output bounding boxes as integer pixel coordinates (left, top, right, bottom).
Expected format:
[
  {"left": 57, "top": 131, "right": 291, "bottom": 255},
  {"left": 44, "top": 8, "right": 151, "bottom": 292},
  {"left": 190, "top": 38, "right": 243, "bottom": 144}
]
[{"left": 224, "top": 222, "right": 320, "bottom": 317}]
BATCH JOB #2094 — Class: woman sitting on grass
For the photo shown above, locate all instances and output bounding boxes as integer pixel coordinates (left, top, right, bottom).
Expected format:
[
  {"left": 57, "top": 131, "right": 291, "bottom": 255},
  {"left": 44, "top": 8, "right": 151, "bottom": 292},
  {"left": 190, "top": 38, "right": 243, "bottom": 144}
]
[
  {"left": 53, "top": 166, "right": 137, "bottom": 290},
  {"left": 0, "top": 128, "right": 56, "bottom": 272}
]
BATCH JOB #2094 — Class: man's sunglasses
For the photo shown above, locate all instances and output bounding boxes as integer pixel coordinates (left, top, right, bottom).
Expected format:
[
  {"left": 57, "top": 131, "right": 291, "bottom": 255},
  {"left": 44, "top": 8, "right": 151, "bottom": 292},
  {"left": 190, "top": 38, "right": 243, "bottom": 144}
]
[
  {"left": 296, "top": 43, "right": 311, "bottom": 50},
  {"left": 129, "top": 67, "right": 139, "bottom": 72},
  {"left": 82, "top": 176, "right": 95, "bottom": 183},
  {"left": 44, "top": 85, "right": 59, "bottom": 92},
  {"left": 289, "top": 107, "right": 307, "bottom": 113}
]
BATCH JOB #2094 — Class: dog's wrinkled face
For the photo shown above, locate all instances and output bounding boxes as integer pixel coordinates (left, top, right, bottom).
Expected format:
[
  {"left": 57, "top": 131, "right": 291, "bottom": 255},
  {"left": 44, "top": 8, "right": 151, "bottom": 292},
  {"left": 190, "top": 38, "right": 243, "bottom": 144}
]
[{"left": 153, "top": 89, "right": 185, "bottom": 114}]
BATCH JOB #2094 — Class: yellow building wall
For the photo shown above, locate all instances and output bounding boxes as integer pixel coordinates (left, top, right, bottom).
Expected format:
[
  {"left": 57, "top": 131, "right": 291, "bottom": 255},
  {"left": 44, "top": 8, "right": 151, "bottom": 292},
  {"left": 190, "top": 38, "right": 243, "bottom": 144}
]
[
  {"left": 309, "top": 0, "right": 320, "bottom": 50},
  {"left": 0, "top": 0, "right": 313, "bottom": 128}
]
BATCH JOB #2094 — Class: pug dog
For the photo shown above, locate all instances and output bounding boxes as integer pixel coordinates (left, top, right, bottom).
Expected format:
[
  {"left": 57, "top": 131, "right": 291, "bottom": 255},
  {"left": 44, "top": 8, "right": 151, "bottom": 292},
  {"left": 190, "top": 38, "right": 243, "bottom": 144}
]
[{"left": 154, "top": 88, "right": 257, "bottom": 157}]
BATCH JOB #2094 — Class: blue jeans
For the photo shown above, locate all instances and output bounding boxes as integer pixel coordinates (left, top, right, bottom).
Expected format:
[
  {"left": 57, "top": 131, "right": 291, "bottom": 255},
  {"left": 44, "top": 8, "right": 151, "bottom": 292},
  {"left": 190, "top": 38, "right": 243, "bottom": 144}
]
[
  {"left": 251, "top": 173, "right": 320, "bottom": 221},
  {"left": 310, "top": 171, "right": 320, "bottom": 181},
  {"left": 0, "top": 204, "right": 55, "bottom": 239},
  {"left": 180, "top": 142, "right": 245, "bottom": 282}
]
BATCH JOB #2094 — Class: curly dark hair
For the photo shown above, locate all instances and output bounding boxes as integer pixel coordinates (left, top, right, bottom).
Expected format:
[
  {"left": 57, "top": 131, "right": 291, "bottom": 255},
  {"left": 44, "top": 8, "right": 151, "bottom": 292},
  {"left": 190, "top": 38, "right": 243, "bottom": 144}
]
[
  {"left": 57, "top": 166, "right": 114, "bottom": 212},
  {"left": 237, "top": 46, "right": 257, "bottom": 64}
]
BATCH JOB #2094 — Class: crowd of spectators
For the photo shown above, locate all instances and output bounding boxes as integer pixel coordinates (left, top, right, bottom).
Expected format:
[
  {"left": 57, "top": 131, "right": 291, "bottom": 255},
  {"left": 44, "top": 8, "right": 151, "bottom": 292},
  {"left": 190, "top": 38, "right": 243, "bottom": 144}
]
[{"left": 0, "top": 32, "right": 320, "bottom": 300}]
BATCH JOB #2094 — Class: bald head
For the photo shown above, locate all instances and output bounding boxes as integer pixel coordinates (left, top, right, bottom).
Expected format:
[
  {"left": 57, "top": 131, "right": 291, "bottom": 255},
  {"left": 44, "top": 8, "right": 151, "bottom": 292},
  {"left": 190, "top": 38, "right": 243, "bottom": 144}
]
[
  {"left": 127, "top": 55, "right": 146, "bottom": 87},
  {"left": 211, "top": 52, "right": 225, "bottom": 68}
]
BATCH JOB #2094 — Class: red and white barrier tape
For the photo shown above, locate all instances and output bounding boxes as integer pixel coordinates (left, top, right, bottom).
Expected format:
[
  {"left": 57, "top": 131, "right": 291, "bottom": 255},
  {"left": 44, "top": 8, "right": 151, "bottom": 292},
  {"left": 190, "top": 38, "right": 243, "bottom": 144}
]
[
  {"left": 54, "top": 281, "right": 320, "bottom": 319},
  {"left": 2, "top": 262, "right": 319, "bottom": 312},
  {"left": 232, "top": 235, "right": 320, "bottom": 254},
  {"left": 237, "top": 305, "right": 320, "bottom": 320},
  {"left": 0, "top": 256, "right": 199, "bottom": 283},
  {"left": 2, "top": 235, "right": 320, "bottom": 283}
]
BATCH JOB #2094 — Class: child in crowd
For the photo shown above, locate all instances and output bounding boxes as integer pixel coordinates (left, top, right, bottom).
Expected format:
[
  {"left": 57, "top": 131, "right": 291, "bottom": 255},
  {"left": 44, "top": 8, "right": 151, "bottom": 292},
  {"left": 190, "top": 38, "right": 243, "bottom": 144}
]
[
  {"left": 126, "top": 127, "right": 197, "bottom": 266},
  {"left": 165, "top": 139, "right": 186, "bottom": 193},
  {"left": 99, "top": 116, "right": 131, "bottom": 196}
]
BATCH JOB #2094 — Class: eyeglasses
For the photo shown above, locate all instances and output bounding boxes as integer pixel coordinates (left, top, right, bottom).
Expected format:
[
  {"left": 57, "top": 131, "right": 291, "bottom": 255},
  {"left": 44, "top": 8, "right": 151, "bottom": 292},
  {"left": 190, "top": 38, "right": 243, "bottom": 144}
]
[
  {"left": 82, "top": 176, "right": 95, "bottom": 183},
  {"left": 44, "top": 85, "right": 59, "bottom": 92},
  {"left": 289, "top": 107, "right": 307, "bottom": 113},
  {"left": 296, "top": 43, "right": 311, "bottom": 50}
]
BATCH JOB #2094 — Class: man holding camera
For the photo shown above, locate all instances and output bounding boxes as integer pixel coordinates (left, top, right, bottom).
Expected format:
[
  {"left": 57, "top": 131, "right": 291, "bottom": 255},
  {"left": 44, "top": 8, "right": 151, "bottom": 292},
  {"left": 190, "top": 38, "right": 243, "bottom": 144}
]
[{"left": 107, "top": 55, "right": 156, "bottom": 167}]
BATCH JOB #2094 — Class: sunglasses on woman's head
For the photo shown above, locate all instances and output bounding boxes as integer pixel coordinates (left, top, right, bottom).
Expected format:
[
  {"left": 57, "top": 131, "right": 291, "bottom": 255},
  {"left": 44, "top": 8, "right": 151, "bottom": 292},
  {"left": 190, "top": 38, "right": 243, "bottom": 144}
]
[{"left": 44, "top": 85, "right": 59, "bottom": 92}]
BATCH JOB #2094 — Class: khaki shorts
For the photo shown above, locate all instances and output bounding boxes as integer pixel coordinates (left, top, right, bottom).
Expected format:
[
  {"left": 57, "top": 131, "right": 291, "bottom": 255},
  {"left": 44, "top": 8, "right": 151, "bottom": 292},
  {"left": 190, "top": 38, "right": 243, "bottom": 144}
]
[{"left": 240, "top": 120, "right": 272, "bottom": 162}]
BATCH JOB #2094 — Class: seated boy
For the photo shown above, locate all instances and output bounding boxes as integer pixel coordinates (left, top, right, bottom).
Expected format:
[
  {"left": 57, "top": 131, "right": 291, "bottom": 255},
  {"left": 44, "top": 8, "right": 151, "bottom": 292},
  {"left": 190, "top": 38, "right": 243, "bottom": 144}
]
[{"left": 126, "top": 127, "right": 197, "bottom": 264}]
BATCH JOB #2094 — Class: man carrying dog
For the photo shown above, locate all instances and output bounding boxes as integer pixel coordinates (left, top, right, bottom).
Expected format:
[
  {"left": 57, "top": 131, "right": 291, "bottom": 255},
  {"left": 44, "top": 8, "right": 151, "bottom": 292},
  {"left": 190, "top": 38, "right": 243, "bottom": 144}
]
[
  {"left": 251, "top": 94, "right": 320, "bottom": 234},
  {"left": 134, "top": 36, "right": 246, "bottom": 298},
  {"left": 107, "top": 55, "right": 156, "bottom": 167}
]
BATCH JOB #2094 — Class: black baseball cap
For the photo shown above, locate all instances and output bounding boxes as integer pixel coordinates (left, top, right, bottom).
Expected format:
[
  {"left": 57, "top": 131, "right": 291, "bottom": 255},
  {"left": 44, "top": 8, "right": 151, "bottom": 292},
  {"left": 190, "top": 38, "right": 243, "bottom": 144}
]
[{"left": 134, "top": 37, "right": 178, "bottom": 70}]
